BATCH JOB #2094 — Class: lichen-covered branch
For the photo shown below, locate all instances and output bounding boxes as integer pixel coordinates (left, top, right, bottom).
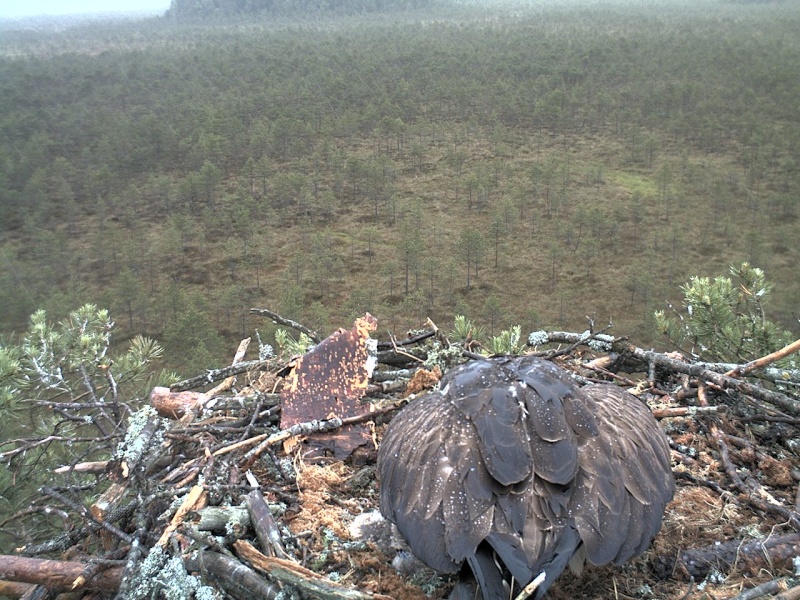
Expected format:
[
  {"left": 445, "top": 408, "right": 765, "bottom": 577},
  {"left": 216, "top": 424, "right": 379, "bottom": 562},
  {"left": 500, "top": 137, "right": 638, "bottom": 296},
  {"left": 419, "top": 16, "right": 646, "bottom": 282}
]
[
  {"left": 249, "top": 307, "right": 322, "bottom": 344},
  {"left": 169, "top": 359, "right": 270, "bottom": 392}
]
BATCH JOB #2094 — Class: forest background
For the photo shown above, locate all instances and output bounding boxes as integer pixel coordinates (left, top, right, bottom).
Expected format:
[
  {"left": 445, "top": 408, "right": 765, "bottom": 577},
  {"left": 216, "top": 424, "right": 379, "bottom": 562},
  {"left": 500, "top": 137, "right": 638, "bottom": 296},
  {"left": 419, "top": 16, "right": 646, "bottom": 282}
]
[{"left": 1, "top": 0, "right": 799, "bottom": 376}]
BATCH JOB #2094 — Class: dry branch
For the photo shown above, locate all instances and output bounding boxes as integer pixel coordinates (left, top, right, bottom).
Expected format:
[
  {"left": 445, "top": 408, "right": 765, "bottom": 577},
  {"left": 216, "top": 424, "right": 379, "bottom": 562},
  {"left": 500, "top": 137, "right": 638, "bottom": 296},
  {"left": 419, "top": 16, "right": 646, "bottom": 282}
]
[
  {"left": 725, "top": 337, "right": 800, "bottom": 378},
  {"left": 375, "top": 328, "right": 436, "bottom": 351},
  {"left": 244, "top": 475, "right": 290, "bottom": 560},
  {"left": 157, "top": 485, "right": 207, "bottom": 548},
  {"left": 0, "top": 555, "right": 122, "bottom": 592},
  {"left": 678, "top": 533, "right": 800, "bottom": 580},
  {"left": 249, "top": 307, "right": 322, "bottom": 343},
  {"left": 233, "top": 540, "right": 394, "bottom": 600},
  {"left": 650, "top": 405, "right": 724, "bottom": 419},
  {"left": 728, "top": 578, "right": 789, "bottom": 600},
  {"left": 183, "top": 550, "right": 280, "bottom": 600},
  {"left": 626, "top": 346, "right": 800, "bottom": 415},
  {"left": 53, "top": 460, "right": 109, "bottom": 475},
  {"left": 169, "top": 359, "right": 269, "bottom": 392}
]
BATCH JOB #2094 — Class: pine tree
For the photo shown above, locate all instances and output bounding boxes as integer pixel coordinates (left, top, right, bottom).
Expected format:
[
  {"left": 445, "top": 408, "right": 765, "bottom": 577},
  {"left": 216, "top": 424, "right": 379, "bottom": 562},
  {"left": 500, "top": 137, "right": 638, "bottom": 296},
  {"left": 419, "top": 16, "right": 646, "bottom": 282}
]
[
  {"left": 0, "top": 305, "right": 173, "bottom": 549},
  {"left": 654, "top": 262, "right": 794, "bottom": 364}
]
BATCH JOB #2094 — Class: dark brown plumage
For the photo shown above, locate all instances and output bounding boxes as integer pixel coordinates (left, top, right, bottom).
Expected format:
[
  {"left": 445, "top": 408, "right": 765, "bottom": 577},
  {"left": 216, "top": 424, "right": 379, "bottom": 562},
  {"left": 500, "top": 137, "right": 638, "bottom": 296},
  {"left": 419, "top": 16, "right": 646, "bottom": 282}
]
[{"left": 377, "top": 356, "right": 674, "bottom": 599}]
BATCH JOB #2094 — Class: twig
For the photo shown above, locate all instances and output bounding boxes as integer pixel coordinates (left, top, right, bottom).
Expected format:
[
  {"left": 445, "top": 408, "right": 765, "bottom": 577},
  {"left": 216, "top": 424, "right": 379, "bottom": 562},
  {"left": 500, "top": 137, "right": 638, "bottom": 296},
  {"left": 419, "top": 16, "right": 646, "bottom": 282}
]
[
  {"left": 233, "top": 540, "right": 394, "bottom": 600},
  {"left": 725, "top": 338, "right": 800, "bottom": 378},
  {"left": 213, "top": 433, "right": 269, "bottom": 457},
  {"left": 727, "top": 577, "right": 788, "bottom": 600},
  {"left": 206, "top": 338, "right": 252, "bottom": 397},
  {"left": 580, "top": 360, "right": 639, "bottom": 386},
  {"left": 170, "top": 360, "right": 270, "bottom": 392},
  {"left": 249, "top": 308, "right": 322, "bottom": 344},
  {"left": 387, "top": 334, "right": 426, "bottom": 364},
  {"left": 1, "top": 434, "right": 119, "bottom": 462},
  {"left": 651, "top": 405, "right": 724, "bottom": 419},
  {"left": 54, "top": 460, "right": 109, "bottom": 475},
  {"left": 40, "top": 487, "right": 131, "bottom": 545},
  {"left": 375, "top": 328, "right": 435, "bottom": 351},
  {"left": 242, "top": 418, "right": 346, "bottom": 467},
  {"left": 239, "top": 404, "right": 398, "bottom": 469},
  {"left": 156, "top": 485, "right": 207, "bottom": 548},
  {"left": 515, "top": 571, "right": 546, "bottom": 600}
]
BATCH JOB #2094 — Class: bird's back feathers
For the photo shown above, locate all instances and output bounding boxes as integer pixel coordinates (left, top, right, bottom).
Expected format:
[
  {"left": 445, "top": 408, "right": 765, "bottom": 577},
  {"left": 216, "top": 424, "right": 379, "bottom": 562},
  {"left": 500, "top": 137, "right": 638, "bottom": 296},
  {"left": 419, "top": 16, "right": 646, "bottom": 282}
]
[{"left": 377, "top": 356, "right": 674, "bottom": 600}]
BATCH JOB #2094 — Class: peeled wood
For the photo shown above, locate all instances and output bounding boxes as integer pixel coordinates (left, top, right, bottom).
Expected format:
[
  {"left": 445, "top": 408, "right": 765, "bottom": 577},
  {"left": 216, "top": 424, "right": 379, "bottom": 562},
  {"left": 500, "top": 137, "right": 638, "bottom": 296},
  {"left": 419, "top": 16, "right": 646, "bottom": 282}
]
[
  {"left": 776, "top": 584, "right": 800, "bottom": 600},
  {"left": 0, "top": 555, "right": 122, "bottom": 591},
  {"left": 233, "top": 540, "right": 394, "bottom": 600},
  {"left": 725, "top": 337, "right": 800, "bottom": 377},
  {"left": 150, "top": 387, "right": 208, "bottom": 419},
  {"left": 53, "top": 461, "right": 109, "bottom": 475},
  {"left": 651, "top": 405, "right": 724, "bottom": 419},
  {"left": 205, "top": 337, "right": 251, "bottom": 396}
]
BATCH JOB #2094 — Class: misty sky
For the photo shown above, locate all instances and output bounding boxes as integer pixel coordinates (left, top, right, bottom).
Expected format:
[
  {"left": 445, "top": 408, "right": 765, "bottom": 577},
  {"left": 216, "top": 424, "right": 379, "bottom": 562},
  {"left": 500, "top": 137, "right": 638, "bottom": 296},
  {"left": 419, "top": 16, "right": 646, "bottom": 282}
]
[{"left": 0, "top": 0, "right": 170, "bottom": 17}]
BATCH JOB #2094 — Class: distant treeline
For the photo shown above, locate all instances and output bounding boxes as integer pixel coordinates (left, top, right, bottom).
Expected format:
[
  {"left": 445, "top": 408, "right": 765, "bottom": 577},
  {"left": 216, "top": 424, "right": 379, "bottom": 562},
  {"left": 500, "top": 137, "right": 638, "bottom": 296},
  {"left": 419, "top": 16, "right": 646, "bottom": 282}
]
[{"left": 166, "top": 0, "right": 447, "bottom": 18}]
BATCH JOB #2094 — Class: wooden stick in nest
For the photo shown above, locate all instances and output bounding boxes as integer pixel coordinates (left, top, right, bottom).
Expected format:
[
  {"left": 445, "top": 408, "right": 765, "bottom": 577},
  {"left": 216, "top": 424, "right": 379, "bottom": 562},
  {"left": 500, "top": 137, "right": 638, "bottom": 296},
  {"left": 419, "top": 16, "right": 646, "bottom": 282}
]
[
  {"left": 725, "top": 337, "right": 800, "bottom": 378},
  {"left": 727, "top": 578, "right": 789, "bottom": 600},
  {"left": 183, "top": 550, "right": 281, "bottom": 600},
  {"left": 233, "top": 540, "right": 394, "bottom": 600},
  {"left": 250, "top": 307, "right": 322, "bottom": 344},
  {"left": 696, "top": 384, "right": 800, "bottom": 529},
  {"left": 677, "top": 533, "right": 800, "bottom": 580},
  {"left": 0, "top": 555, "right": 122, "bottom": 592}
]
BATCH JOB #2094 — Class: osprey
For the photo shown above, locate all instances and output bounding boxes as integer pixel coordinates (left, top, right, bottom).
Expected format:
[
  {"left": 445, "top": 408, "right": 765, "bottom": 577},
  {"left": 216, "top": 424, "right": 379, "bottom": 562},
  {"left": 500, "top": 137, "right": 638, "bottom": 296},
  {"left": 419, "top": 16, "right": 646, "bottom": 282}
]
[{"left": 377, "top": 356, "right": 674, "bottom": 599}]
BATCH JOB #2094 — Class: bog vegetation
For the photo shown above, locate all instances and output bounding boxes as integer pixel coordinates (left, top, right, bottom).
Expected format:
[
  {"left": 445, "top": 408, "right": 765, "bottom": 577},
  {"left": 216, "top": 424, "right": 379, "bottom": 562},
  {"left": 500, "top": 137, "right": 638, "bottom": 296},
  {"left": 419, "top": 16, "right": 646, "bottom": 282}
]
[{"left": 1, "top": 0, "right": 799, "bottom": 374}]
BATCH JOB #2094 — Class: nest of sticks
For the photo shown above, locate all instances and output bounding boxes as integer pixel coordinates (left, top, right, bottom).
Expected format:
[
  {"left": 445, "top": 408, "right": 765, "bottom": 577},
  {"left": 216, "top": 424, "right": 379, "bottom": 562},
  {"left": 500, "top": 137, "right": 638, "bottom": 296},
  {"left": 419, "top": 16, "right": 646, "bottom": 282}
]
[{"left": 1, "top": 313, "right": 799, "bottom": 600}]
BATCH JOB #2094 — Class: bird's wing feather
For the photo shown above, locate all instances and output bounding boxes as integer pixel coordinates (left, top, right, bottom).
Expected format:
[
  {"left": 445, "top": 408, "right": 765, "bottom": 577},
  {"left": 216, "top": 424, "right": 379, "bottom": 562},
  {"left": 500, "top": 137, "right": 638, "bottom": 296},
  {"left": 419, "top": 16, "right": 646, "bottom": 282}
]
[
  {"left": 377, "top": 391, "right": 458, "bottom": 572},
  {"left": 378, "top": 387, "right": 495, "bottom": 571},
  {"left": 571, "top": 384, "right": 674, "bottom": 565}
]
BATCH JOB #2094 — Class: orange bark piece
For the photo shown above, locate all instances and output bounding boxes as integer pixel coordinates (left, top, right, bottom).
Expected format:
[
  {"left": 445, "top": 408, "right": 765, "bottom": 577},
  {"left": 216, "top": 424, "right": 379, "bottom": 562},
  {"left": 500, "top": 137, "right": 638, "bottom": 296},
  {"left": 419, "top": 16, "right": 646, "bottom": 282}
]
[{"left": 280, "top": 313, "right": 377, "bottom": 458}]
